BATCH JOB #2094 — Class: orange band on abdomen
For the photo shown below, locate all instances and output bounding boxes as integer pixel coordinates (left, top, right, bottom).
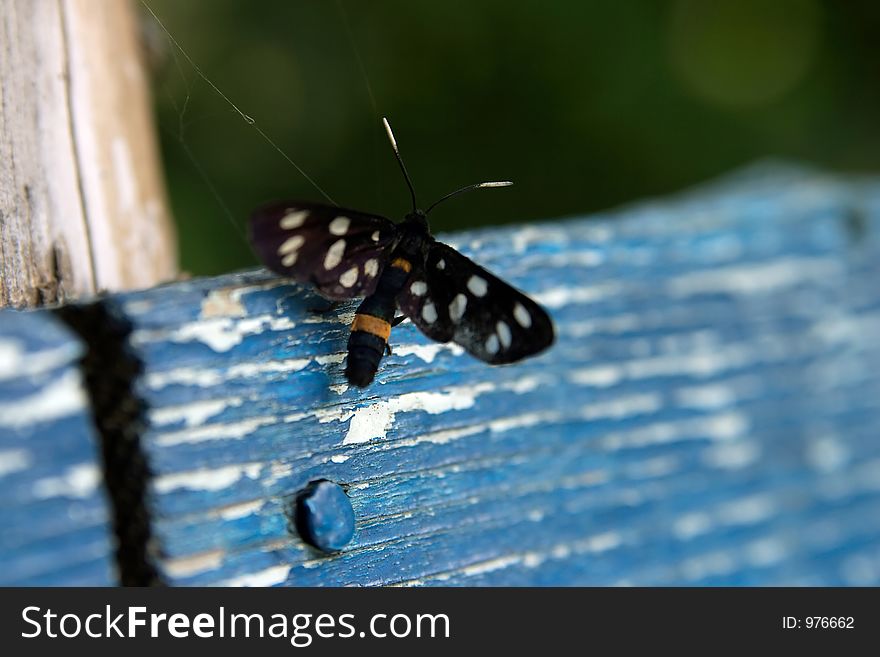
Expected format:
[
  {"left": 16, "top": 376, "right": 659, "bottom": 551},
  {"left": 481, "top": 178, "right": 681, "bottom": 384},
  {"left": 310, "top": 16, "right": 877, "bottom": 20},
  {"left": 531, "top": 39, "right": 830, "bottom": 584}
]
[
  {"left": 351, "top": 314, "right": 391, "bottom": 341},
  {"left": 390, "top": 257, "right": 412, "bottom": 273}
]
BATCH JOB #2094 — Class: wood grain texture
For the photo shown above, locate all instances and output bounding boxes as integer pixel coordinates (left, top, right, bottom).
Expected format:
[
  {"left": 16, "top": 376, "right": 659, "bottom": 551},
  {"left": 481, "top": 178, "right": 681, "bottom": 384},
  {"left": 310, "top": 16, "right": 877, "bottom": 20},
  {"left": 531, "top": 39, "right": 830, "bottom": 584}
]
[
  {"left": 0, "top": 0, "right": 176, "bottom": 309},
  {"left": 99, "top": 164, "right": 880, "bottom": 586},
  {"left": 0, "top": 311, "right": 115, "bottom": 585}
]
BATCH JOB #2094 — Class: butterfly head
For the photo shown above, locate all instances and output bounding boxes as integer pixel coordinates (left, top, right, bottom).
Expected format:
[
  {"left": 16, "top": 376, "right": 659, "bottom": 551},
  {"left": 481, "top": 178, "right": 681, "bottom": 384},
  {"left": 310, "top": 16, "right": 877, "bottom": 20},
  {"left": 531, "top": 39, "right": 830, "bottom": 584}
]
[{"left": 403, "top": 208, "right": 429, "bottom": 231}]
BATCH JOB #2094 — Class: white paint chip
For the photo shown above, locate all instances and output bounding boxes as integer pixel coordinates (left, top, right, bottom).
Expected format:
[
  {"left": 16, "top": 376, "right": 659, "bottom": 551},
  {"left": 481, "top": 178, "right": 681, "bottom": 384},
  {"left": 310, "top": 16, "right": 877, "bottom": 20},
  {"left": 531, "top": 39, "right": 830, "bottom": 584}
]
[
  {"left": 33, "top": 464, "right": 100, "bottom": 499},
  {"left": 0, "top": 369, "right": 86, "bottom": 428},
  {"left": 145, "top": 357, "right": 311, "bottom": 389},
  {"left": 155, "top": 416, "right": 276, "bottom": 447},
  {"left": 668, "top": 257, "right": 841, "bottom": 297},
  {"left": 569, "top": 365, "right": 622, "bottom": 388},
  {"left": 0, "top": 449, "right": 31, "bottom": 477},
  {"left": 199, "top": 280, "right": 291, "bottom": 320},
  {"left": 0, "top": 339, "right": 77, "bottom": 382},
  {"left": 392, "top": 342, "right": 465, "bottom": 363},
  {"left": 150, "top": 397, "right": 242, "bottom": 428},
  {"left": 154, "top": 463, "right": 263, "bottom": 494},
  {"left": 536, "top": 283, "right": 621, "bottom": 309},
  {"left": 200, "top": 288, "right": 247, "bottom": 319},
  {"left": 222, "top": 564, "right": 292, "bottom": 587},
  {"left": 329, "top": 216, "right": 351, "bottom": 235},
  {"left": 343, "top": 382, "right": 496, "bottom": 444},
  {"left": 324, "top": 239, "right": 346, "bottom": 270},
  {"left": 280, "top": 209, "right": 308, "bottom": 229},
  {"left": 164, "top": 551, "right": 225, "bottom": 579},
  {"left": 134, "top": 314, "right": 296, "bottom": 353},
  {"left": 467, "top": 275, "right": 488, "bottom": 297}
]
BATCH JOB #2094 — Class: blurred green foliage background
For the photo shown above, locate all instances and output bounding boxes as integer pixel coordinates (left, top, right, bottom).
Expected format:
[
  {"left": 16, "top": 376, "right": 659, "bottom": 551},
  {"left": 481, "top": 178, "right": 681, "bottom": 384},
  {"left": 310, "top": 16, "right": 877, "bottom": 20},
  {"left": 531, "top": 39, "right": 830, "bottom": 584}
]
[{"left": 143, "top": 0, "right": 880, "bottom": 276}]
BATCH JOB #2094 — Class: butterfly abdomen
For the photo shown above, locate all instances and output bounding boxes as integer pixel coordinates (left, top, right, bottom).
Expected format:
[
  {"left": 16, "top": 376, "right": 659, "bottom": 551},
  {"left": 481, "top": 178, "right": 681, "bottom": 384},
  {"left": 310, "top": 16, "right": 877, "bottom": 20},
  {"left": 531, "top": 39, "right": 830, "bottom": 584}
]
[
  {"left": 346, "top": 319, "right": 389, "bottom": 387},
  {"left": 345, "top": 256, "right": 414, "bottom": 387}
]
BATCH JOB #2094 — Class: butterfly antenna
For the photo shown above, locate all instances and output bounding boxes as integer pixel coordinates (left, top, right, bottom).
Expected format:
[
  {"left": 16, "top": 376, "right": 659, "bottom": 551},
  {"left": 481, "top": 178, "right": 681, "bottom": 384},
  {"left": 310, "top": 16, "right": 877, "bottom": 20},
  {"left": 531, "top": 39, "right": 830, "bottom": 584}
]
[
  {"left": 382, "top": 117, "right": 418, "bottom": 213},
  {"left": 425, "top": 181, "right": 513, "bottom": 215}
]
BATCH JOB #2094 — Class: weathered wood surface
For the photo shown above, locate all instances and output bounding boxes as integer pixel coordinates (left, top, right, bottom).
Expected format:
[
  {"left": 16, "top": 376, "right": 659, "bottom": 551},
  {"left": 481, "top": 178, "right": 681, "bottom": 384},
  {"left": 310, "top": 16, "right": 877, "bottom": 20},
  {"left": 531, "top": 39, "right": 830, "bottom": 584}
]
[
  {"left": 101, "top": 164, "right": 879, "bottom": 586},
  {"left": 0, "top": 311, "right": 115, "bottom": 585},
  {"left": 0, "top": 0, "right": 177, "bottom": 308},
  {"left": 2, "top": 164, "right": 880, "bottom": 586}
]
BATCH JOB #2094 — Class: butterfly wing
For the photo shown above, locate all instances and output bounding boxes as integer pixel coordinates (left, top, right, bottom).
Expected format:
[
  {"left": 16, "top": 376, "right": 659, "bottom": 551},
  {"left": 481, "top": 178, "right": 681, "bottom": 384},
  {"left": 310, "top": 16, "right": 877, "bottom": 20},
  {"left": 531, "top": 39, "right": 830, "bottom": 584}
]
[
  {"left": 397, "top": 241, "right": 555, "bottom": 364},
  {"left": 249, "top": 201, "right": 399, "bottom": 299}
]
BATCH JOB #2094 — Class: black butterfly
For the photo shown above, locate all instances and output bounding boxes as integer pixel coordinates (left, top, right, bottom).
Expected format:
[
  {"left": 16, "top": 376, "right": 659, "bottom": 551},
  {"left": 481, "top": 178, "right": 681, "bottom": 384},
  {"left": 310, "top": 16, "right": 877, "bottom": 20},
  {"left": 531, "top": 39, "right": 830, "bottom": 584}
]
[{"left": 249, "top": 119, "right": 554, "bottom": 387}]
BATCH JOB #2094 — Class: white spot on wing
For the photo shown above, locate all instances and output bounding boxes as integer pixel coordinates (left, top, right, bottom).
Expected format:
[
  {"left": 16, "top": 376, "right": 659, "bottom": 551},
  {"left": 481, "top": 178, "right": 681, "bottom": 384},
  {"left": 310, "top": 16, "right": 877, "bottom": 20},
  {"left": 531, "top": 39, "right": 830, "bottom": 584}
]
[
  {"left": 324, "top": 239, "right": 346, "bottom": 269},
  {"left": 278, "top": 235, "right": 304, "bottom": 256},
  {"left": 329, "top": 216, "right": 351, "bottom": 235},
  {"left": 514, "top": 302, "right": 532, "bottom": 328},
  {"left": 422, "top": 301, "right": 438, "bottom": 323},
  {"left": 339, "top": 266, "right": 359, "bottom": 287},
  {"left": 281, "top": 253, "right": 298, "bottom": 267},
  {"left": 468, "top": 275, "right": 488, "bottom": 297},
  {"left": 364, "top": 258, "right": 379, "bottom": 277},
  {"left": 497, "top": 321, "right": 512, "bottom": 348},
  {"left": 371, "top": 230, "right": 380, "bottom": 242},
  {"left": 449, "top": 294, "right": 467, "bottom": 322},
  {"left": 436, "top": 259, "right": 446, "bottom": 270},
  {"left": 410, "top": 281, "right": 427, "bottom": 296},
  {"left": 280, "top": 209, "right": 308, "bottom": 229},
  {"left": 485, "top": 334, "right": 499, "bottom": 355}
]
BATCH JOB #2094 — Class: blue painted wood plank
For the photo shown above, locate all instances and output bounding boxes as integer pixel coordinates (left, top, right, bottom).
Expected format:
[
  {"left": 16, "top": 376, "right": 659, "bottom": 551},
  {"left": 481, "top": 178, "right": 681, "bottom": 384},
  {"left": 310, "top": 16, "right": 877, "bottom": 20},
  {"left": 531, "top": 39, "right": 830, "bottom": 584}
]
[
  {"left": 0, "top": 311, "right": 116, "bottom": 585},
  {"left": 90, "top": 164, "right": 880, "bottom": 585}
]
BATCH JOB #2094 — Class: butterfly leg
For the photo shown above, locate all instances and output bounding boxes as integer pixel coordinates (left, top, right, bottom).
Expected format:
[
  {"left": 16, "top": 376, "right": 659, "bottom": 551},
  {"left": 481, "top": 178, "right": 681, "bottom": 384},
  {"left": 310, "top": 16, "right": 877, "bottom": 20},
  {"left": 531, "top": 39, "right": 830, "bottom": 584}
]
[{"left": 384, "top": 316, "right": 407, "bottom": 355}]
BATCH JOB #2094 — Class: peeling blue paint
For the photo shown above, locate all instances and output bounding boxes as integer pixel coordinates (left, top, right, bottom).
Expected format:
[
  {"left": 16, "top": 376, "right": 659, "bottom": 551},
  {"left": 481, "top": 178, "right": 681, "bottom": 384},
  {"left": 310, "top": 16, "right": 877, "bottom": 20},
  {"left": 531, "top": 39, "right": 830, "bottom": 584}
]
[
  {"left": 0, "top": 311, "right": 115, "bottom": 585},
  {"left": 2, "top": 164, "right": 880, "bottom": 586}
]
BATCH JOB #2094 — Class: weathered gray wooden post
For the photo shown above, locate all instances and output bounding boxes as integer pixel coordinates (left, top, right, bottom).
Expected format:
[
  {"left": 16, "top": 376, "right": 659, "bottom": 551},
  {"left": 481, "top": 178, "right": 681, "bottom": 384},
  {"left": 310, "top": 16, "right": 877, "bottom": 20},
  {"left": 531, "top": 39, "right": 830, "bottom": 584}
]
[
  {"left": 1, "top": 0, "right": 176, "bottom": 308},
  {"left": 1, "top": 0, "right": 174, "bottom": 584}
]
